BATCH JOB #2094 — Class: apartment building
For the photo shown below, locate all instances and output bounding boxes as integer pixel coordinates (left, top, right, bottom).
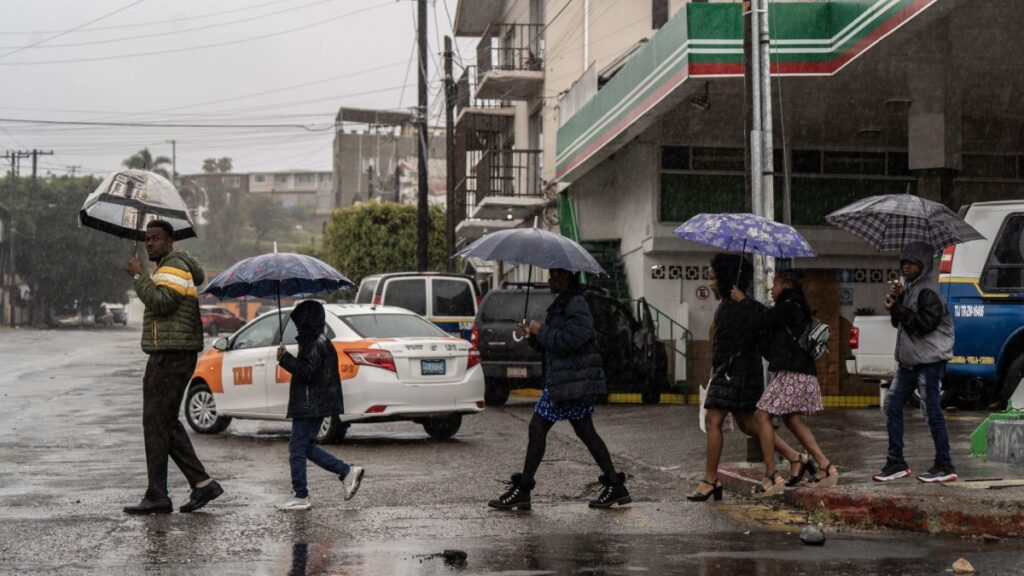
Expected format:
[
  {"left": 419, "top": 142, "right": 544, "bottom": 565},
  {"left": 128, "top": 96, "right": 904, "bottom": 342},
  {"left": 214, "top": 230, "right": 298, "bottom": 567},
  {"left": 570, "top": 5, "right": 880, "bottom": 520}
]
[{"left": 248, "top": 170, "right": 334, "bottom": 213}]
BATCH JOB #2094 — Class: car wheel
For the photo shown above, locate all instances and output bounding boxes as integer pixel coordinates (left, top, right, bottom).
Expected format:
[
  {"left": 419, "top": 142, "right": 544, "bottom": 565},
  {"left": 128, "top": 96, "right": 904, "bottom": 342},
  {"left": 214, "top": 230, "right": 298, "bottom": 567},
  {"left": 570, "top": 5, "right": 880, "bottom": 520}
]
[
  {"left": 208, "top": 323, "right": 220, "bottom": 336},
  {"left": 484, "top": 379, "right": 511, "bottom": 406},
  {"left": 996, "top": 355, "right": 1024, "bottom": 409},
  {"left": 422, "top": 414, "right": 462, "bottom": 440},
  {"left": 185, "top": 382, "right": 231, "bottom": 434},
  {"left": 316, "top": 415, "right": 349, "bottom": 444}
]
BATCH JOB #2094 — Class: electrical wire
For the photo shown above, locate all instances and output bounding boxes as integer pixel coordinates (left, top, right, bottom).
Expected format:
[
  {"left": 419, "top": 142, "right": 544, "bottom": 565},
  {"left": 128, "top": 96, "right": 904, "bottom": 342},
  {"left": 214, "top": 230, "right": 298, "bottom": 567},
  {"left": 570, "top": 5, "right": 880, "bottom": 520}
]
[
  {"left": 0, "top": 0, "right": 147, "bottom": 59},
  {"left": 0, "top": 0, "right": 348, "bottom": 51},
  {"left": 0, "top": 0, "right": 298, "bottom": 35},
  {"left": 0, "top": 117, "right": 332, "bottom": 131},
  {"left": 0, "top": 1, "right": 392, "bottom": 66}
]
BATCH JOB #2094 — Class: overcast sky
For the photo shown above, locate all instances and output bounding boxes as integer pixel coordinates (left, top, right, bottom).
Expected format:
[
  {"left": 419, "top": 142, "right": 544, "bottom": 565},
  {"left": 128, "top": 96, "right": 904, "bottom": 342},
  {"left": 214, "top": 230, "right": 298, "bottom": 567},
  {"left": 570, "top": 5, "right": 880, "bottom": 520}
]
[{"left": 0, "top": 0, "right": 471, "bottom": 177}]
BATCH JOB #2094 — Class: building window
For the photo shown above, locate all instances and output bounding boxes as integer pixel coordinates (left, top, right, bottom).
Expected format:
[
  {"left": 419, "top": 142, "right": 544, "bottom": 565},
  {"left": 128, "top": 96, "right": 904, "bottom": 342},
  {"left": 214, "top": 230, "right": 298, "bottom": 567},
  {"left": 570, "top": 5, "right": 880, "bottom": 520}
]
[
  {"left": 254, "top": 174, "right": 266, "bottom": 183},
  {"left": 659, "top": 145, "right": 917, "bottom": 225},
  {"left": 223, "top": 176, "right": 240, "bottom": 188},
  {"left": 652, "top": 0, "right": 669, "bottom": 29},
  {"left": 297, "top": 173, "right": 316, "bottom": 185},
  {"left": 275, "top": 174, "right": 289, "bottom": 185}
]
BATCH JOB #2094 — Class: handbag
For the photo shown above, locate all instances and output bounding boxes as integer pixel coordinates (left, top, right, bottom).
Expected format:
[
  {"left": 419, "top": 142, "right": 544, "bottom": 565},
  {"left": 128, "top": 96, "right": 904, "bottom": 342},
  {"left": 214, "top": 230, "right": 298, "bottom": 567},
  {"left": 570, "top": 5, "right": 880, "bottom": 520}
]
[{"left": 698, "top": 355, "right": 739, "bottom": 434}]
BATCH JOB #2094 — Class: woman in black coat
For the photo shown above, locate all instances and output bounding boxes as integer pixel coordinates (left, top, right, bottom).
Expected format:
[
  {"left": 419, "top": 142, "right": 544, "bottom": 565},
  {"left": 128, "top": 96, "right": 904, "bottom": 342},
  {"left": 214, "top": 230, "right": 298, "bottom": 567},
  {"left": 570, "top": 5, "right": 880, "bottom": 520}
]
[
  {"left": 275, "top": 300, "right": 363, "bottom": 511},
  {"left": 731, "top": 270, "right": 837, "bottom": 494},
  {"left": 689, "top": 255, "right": 804, "bottom": 502},
  {"left": 488, "top": 269, "right": 630, "bottom": 511}
]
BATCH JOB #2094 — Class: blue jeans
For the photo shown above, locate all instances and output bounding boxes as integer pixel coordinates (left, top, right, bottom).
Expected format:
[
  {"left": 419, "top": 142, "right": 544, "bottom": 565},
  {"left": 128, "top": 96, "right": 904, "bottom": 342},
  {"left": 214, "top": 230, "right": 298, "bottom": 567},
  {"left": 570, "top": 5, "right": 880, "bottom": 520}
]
[
  {"left": 289, "top": 417, "right": 350, "bottom": 499},
  {"left": 885, "top": 362, "right": 952, "bottom": 467}
]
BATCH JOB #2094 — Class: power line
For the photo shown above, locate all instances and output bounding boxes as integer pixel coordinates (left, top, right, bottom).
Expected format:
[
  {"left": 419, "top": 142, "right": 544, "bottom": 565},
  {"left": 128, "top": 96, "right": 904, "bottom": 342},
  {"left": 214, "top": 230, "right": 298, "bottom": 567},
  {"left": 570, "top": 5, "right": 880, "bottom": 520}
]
[
  {"left": 0, "top": 1, "right": 392, "bottom": 66},
  {"left": 0, "top": 117, "right": 333, "bottom": 131},
  {"left": 0, "top": 0, "right": 301, "bottom": 35},
  {"left": 0, "top": 0, "right": 146, "bottom": 59},
  {"left": 0, "top": 0, "right": 347, "bottom": 50}
]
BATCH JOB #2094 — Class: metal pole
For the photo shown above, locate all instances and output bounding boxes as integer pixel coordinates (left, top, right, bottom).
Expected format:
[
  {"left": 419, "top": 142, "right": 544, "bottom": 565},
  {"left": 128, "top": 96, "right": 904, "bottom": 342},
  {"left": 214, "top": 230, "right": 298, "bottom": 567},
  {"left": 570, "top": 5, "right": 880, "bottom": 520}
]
[
  {"left": 444, "top": 36, "right": 456, "bottom": 272},
  {"left": 167, "top": 139, "right": 177, "bottom": 184},
  {"left": 416, "top": 0, "right": 430, "bottom": 272},
  {"left": 748, "top": 0, "right": 766, "bottom": 304},
  {"left": 583, "top": 0, "right": 590, "bottom": 70},
  {"left": 759, "top": 0, "right": 775, "bottom": 292}
]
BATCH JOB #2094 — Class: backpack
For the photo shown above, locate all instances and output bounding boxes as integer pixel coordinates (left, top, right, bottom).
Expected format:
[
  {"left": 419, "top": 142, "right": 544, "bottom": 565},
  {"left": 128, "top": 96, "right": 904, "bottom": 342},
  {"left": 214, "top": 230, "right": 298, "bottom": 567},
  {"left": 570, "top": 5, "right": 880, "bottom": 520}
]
[{"left": 786, "top": 303, "right": 830, "bottom": 360}]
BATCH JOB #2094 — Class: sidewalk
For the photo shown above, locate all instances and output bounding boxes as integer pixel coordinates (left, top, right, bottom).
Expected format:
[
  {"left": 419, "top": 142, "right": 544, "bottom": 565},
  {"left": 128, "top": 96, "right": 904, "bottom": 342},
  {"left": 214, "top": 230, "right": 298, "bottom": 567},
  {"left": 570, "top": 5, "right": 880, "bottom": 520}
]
[{"left": 717, "top": 408, "right": 1024, "bottom": 537}]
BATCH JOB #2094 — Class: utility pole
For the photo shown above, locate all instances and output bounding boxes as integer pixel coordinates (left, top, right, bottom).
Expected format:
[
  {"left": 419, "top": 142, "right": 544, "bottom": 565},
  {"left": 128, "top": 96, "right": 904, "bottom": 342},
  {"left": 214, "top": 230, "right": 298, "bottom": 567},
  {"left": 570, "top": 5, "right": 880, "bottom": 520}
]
[
  {"left": 30, "top": 149, "right": 53, "bottom": 183},
  {"left": 744, "top": 0, "right": 775, "bottom": 304},
  {"left": 167, "top": 139, "right": 177, "bottom": 184},
  {"left": 415, "top": 0, "right": 429, "bottom": 272},
  {"left": 757, "top": 0, "right": 775, "bottom": 293},
  {"left": 4, "top": 150, "right": 30, "bottom": 326},
  {"left": 444, "top": 36, "right": 456, "bottom": 273},
  {"left": 68, "top": 165, "right": 81, "bottom": 177}
]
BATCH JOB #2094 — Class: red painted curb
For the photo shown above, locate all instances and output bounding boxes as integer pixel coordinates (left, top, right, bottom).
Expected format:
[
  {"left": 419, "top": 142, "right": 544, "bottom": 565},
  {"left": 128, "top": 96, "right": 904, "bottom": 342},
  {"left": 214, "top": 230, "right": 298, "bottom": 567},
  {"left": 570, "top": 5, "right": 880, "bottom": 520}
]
[{"left": 718, "top": 463, "right": 1024, "bottom": 537}]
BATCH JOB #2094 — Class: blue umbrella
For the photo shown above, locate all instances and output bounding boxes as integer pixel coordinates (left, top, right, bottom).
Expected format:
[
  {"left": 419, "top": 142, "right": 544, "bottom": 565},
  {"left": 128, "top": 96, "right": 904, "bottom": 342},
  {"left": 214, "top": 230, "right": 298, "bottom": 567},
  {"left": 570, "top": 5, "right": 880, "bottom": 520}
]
[
  {"left": 456, "top": 228, "right": 606, "bottom": 333},
  {"left": 203, "top": 252, "right": 354, "bottom": 335},
  {"left": 674, "top": 213, "right": 816, "bottom": 258}
]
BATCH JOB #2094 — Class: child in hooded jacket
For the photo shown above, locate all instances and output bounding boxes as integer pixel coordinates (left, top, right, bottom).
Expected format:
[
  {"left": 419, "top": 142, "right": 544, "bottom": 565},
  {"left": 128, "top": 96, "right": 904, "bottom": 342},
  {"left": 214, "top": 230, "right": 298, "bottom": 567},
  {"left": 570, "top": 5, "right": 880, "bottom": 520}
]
[{"left": 275, "top": 300, "right": 364, "bottom": 510}]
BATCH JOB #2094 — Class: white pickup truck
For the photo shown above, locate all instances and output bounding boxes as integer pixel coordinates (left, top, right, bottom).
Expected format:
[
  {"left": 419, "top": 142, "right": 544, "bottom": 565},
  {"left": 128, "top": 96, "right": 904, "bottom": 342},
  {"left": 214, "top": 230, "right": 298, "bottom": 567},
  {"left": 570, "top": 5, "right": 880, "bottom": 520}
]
[{"left": 847, "top": 315, "right": 898, "bottom": 381}]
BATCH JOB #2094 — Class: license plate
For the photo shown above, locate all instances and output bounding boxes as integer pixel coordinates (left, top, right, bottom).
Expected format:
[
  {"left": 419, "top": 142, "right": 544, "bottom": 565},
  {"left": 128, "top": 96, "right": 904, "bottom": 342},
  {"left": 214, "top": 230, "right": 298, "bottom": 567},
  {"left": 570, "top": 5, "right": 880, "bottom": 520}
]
[
  {"left": 421, "top": 359, "right": 446, "bottom": 375},
  {"left": 507, "top": 366, "right": 528, "bottom": 378}
]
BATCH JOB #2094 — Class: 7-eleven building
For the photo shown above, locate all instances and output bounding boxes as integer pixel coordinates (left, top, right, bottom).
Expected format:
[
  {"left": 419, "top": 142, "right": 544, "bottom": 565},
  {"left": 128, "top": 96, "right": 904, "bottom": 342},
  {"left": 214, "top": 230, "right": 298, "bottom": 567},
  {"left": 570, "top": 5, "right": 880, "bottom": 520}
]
[{"left": 555, "top": 0, "right": 1024, "bottom": 396}]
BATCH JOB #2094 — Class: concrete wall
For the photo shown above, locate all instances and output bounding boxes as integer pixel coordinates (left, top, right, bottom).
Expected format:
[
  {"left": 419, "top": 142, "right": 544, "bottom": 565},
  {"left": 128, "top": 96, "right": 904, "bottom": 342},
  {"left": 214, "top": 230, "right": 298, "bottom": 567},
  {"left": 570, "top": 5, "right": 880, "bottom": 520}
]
[{"left": 332, "top": 130, "right": 446, "bottom": 209}]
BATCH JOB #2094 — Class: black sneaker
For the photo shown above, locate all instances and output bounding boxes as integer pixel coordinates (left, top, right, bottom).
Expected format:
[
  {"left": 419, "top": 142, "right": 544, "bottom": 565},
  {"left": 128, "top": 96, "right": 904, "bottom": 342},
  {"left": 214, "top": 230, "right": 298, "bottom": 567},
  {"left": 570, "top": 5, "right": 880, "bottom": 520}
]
[
  {"left": 589, "top": 473, "right": 631, "bottom": 509},
  {"left": 872, "top": 459, "right": 912, "bottom": 482},
  {"left": 488, "top": 473, "right": 533, "bottom": 511},
  {"left": 917, "top": 464, "right": 958, "bottom": 483},
  {"left": 123, "top": 497, "right": 173, "bottom": 515},
  {"left": 179, "top": 480, "right": 224, "bottom": 513}
]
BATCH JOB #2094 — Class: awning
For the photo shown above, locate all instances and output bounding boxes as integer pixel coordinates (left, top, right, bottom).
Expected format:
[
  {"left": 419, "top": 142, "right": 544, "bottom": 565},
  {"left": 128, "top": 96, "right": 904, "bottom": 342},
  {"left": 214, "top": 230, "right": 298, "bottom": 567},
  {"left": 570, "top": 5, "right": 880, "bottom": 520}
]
[{"left": 555, "top": 0, "right": 942, "bottom": 184}]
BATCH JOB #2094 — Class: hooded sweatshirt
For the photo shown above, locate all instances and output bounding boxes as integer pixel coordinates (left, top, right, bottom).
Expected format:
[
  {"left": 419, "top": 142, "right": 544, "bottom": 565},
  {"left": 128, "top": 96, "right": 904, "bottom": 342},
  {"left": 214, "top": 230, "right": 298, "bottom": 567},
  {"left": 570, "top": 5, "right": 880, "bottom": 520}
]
[
  {"left": 133, "top": 250, "right": 206, "bottom": 353},
  {"left": 890, "top": 241, "right": 954, "bottom": 367},
  {"left": 278, "top": 301, "right": 344, "bottom": 419}
]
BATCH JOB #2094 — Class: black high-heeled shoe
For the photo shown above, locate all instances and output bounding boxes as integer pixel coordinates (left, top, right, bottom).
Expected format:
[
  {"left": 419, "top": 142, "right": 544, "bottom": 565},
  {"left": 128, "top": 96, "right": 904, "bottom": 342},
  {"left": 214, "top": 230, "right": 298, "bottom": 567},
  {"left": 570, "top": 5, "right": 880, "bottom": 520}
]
[
  {"left": 687, "top": 479, "right": 723, "bottom": 502},
  {"left": 786, "top": 453, "right": 818, "bottom": 487}
]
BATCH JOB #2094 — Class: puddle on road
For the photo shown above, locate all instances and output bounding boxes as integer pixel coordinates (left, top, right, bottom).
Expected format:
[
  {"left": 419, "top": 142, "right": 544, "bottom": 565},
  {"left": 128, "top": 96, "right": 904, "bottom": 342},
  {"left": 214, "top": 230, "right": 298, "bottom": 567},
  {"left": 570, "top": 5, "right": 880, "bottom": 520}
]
[{"left": 254, "top": 532, "right": 1024, "bottom": 576}]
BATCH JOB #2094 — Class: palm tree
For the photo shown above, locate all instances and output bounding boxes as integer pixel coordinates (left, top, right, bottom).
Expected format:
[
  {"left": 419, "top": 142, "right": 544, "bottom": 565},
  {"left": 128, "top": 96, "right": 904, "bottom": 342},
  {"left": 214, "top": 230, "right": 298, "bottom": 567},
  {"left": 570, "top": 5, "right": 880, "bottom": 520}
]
[{"left": 123, "top": 148, "right": 172, "bottom": 179}]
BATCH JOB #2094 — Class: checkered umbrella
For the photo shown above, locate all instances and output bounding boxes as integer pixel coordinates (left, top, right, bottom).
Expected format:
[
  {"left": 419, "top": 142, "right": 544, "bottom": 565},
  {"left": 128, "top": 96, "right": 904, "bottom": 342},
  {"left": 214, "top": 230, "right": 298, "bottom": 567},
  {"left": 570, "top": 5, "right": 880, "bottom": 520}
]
[{"left": 825, "top": 194, "right": 984, "bottom": 251}]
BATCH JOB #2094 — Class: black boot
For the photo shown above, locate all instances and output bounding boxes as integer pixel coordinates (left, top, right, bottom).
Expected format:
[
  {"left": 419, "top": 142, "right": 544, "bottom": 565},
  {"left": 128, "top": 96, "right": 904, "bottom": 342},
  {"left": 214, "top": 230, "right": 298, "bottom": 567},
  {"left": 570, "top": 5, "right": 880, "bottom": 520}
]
[
  {"left": 590, "top": 472, "right": 631, "bottom": 509},
  {"left": 488, "top": 473, "right": 533, "bottom": 510}
]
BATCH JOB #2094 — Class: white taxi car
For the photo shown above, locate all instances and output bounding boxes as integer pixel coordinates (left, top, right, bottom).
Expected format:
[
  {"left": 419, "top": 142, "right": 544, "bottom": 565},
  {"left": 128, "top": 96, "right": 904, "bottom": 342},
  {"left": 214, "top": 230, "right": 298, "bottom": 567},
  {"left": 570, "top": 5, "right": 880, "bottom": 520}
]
[{"left": 184, "top": 303, "right": 485, "bottom": 442}]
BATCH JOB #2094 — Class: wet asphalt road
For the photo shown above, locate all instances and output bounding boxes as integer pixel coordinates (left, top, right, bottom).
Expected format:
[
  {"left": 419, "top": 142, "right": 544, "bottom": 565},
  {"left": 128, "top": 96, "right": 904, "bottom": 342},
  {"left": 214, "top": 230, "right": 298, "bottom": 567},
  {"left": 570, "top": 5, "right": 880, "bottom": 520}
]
[{"left": 1, "top": 328, "right": 1023, "bottom": 575}]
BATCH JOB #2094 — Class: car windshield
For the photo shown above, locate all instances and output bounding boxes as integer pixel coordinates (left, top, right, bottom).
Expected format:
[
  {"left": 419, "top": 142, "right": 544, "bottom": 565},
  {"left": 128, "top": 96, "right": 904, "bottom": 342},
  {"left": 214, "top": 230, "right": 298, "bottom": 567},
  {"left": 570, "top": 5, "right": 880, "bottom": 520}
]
[
  {"left": 338, "top": 313, "right": 447, "bottom": 338},
  {"left": 480, "top": 291, "right": 557, "bottom": 322}
]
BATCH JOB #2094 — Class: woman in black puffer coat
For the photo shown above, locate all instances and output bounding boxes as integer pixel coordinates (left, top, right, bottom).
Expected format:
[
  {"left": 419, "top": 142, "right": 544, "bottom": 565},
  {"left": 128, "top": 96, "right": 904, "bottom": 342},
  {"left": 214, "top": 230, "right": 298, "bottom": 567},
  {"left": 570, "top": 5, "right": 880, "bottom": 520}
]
[
  {"left": 689, "top": 255, "right": 802, "bottom": 502},
  {"left": 488, "top": 269, "right": 630, "bottom": 511}
]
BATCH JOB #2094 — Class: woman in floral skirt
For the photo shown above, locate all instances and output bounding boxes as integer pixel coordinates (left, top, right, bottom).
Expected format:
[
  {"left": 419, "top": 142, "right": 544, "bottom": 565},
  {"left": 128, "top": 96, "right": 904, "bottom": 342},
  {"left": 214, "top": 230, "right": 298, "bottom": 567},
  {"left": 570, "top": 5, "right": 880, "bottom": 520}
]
[{"left": 732, "top": 269, "right": 838, "bottom": 495}]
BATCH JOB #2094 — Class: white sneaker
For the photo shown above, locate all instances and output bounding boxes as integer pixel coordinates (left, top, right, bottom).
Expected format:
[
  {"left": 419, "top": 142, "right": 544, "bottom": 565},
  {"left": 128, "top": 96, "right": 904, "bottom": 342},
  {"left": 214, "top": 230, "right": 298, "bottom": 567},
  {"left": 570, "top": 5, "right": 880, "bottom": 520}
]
[
  {"left": 275, "top": 496, "right": 312, "bottom": 511},
  {"left": 341, "top": 466, "right": 364, "bottom": 501}
]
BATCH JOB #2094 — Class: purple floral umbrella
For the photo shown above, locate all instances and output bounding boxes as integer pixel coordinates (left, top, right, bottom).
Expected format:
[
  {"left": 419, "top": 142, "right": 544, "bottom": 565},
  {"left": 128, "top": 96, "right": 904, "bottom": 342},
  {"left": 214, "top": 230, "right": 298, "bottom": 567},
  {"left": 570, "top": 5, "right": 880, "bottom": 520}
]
[{"left": 674, "top": 213, "right": 816, "bottom": 258}]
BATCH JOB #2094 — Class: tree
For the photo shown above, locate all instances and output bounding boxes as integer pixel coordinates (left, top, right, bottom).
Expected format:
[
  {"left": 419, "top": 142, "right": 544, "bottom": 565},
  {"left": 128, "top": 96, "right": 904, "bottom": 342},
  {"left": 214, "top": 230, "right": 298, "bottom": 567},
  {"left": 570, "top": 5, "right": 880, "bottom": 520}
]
[
  {"left": 202, "top": 157, "right": 233, "bottom": 173},
  {"left": 123, "top": 148, "right": 172, "bottom": 179},
  {"left": 321, "top": 202, "right": 446, "bottom": 282},
  {"left": 3, "top": 175, "right": 132, "bottom": 323},
  {"left": 248, "top": 195, "right": 288, "bottom": 250}
]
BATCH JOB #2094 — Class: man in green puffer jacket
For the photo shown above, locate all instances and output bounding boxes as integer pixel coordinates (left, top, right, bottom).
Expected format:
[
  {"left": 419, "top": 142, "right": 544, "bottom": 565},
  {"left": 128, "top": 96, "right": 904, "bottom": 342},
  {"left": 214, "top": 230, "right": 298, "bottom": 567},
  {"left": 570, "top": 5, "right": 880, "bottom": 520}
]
[{"left": 123, "top": 220, "right": 223, "bottom": 515}]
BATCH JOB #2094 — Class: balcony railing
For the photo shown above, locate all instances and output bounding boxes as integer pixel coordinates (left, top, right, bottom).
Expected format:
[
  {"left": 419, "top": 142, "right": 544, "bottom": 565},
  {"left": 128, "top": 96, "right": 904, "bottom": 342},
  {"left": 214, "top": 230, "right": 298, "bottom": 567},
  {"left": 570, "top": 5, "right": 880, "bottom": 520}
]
[
  {"left": 476, "top": 23, "right": 544, "bottom": 82},
  {"left": 475, "top": 149, "right": 543, "bottom": 204},
  {"left": 456, "top": 66, "right": 510, "bottom": 113}
]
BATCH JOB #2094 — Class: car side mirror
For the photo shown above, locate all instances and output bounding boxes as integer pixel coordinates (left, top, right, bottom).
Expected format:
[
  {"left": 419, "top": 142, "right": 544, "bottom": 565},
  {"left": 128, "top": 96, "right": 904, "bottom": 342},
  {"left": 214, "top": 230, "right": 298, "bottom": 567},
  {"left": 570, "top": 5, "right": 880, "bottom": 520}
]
[{"left": 212, "top": 337, "right": 229, "bottom": 351}]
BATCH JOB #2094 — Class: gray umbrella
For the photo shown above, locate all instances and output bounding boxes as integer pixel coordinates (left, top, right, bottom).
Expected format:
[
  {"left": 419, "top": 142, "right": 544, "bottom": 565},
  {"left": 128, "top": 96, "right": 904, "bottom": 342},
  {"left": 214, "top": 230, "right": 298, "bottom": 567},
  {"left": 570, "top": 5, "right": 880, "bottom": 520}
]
[
  {"left": 455, "top": 228, "right": 605, "bottom": 331},
  {"left": 455, "top": 227, "right": 606, "bottom": 275},
  {"left": 79, "top": 169, "right": 196, "bottom": 241},
  {"left": 825, "top": 193, "right": 984, "bottom": 251}
]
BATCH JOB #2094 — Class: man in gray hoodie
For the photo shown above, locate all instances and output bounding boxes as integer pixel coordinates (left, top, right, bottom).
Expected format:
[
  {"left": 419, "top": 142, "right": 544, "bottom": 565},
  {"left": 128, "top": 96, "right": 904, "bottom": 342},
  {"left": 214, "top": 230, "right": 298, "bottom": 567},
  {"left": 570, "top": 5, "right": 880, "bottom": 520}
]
[{"left": 873, "top": 241, "right": 957, "bottom": 483}]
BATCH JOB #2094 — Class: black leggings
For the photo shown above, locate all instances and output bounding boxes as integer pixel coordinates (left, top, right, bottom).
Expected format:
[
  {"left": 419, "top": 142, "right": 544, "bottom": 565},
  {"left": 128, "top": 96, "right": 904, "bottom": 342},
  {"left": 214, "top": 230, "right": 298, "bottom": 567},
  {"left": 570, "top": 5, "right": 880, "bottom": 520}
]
[{"left": 521, "top": 413, "right": 617, "bottom": 484}]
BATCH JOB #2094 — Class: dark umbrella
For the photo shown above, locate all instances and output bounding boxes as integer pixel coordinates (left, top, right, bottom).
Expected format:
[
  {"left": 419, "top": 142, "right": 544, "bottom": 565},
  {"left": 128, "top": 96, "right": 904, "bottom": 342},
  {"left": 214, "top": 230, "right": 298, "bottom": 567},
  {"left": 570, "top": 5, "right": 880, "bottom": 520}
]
[
  {"left": 79, "top": 169, "right": 196, "bottom": 241},
  {"left": 202, "top": 251, "right": 354, "bottom": 335},
  {"left": 455, "top": 228, "right": 606, "bottom": 338},
  {"left": 825, "top": 194, "right": 984, "bottom": 251}
]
